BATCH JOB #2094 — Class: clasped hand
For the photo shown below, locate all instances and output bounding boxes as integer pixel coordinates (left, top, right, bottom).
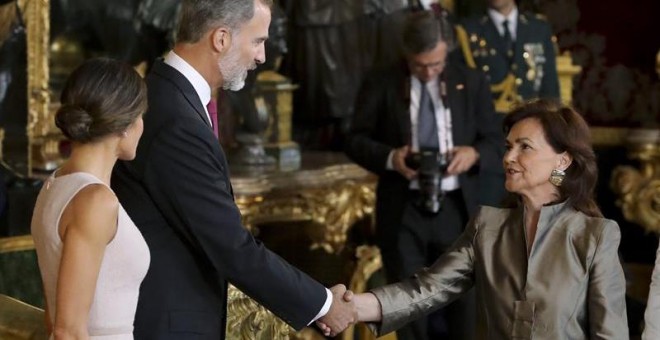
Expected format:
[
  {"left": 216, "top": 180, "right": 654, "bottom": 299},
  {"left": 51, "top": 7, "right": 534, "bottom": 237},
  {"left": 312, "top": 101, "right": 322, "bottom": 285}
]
[{"left": 316, "top": 284, "right": 357, "bottom": 337}]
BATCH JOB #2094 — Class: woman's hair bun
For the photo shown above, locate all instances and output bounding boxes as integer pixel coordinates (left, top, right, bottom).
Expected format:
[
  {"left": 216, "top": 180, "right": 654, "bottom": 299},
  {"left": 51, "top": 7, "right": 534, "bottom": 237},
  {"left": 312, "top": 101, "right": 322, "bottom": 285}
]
[{"left": 55, "top": 104, "right": 94, "bottom": 142}]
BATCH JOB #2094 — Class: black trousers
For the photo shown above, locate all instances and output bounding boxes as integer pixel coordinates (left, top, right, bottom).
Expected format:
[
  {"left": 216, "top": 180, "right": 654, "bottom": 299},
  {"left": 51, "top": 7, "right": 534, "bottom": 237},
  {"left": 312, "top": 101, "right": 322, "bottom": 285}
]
[{"left": 381, "top": 189, "right": 476, "bottom": 340}]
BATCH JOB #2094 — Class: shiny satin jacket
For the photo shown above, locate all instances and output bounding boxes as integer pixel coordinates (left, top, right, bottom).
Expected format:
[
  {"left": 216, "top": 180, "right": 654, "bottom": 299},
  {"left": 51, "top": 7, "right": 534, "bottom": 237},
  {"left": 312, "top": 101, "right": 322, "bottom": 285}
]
[{"left": 370, "top": 203, "right": 628, "bottom": 339}]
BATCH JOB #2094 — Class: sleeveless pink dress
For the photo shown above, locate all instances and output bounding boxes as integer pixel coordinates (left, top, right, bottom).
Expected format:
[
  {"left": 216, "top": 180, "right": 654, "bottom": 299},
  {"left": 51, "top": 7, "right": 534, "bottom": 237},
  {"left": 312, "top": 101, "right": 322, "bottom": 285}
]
[{"left": 31, "top": 172, "right": 150, "bottom": 339}]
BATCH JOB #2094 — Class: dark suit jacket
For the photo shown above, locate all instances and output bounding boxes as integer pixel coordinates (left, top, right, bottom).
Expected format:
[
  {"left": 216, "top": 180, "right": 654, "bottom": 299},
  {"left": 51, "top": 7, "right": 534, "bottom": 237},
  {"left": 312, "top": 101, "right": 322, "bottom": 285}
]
[
  {"left": 112, "top": 60, "right": 326, "bottom": 339},
  {"left": 460, "top": 12, "right": 560, "bottom": 101},
  {"left": 344, "top": 61, "right": 505, "bottom": 250}
]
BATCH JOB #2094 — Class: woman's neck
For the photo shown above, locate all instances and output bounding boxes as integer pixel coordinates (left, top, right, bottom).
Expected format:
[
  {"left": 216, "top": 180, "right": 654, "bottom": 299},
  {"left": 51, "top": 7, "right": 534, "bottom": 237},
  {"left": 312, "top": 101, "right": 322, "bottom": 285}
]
[
  {"left": 58, "top": 142, "right": 118, "bottom": 185},
  {"left": 521, "top": 191, "right": 559, "bottom": 255},
  {"left": 520, "top": 190, "right": 560, "bottom": 214}
]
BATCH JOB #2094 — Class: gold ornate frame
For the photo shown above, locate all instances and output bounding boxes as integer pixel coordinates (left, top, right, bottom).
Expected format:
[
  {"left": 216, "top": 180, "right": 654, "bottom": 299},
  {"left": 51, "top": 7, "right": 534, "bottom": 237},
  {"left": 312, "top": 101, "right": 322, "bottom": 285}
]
[{"left": 24, "top": 0, "right": 62, "bottom": 176}]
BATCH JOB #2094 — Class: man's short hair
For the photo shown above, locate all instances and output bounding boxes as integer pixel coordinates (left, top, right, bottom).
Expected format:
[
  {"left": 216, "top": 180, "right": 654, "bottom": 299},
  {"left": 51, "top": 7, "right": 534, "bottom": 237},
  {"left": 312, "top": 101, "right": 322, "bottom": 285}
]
[
  {"left": 402, "top": 10, "right": 445, "bottom": 55},
  {"left": 176, "top": 0, "right": 273, "bottom": 43}
]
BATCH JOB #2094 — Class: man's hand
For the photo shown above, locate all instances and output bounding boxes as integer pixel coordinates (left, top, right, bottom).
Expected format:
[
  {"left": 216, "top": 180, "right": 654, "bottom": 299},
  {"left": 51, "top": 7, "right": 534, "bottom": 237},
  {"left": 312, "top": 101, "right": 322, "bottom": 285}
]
[
  {"left": 446, "top": 146, "right": 479, "bottom": 176},
  {"left": 316, "top": 284, "right": 357, "bottom": 337},
  {"left": 392, "top": 145, "right": 416, "bottom": 180}
]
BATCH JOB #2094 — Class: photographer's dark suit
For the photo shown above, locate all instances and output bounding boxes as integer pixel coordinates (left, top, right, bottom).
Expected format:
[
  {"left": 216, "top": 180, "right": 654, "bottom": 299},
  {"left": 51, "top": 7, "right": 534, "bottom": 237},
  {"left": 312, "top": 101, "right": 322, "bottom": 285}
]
[{"left": 345, "top": 61, "right": 504, "bottom": 339}]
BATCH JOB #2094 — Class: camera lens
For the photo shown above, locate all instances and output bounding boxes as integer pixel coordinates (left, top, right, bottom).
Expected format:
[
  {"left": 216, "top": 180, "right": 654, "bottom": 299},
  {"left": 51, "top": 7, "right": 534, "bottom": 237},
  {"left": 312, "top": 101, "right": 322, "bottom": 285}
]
[{"left": 415, "top": 150, "right": 446, "bottom": 214}]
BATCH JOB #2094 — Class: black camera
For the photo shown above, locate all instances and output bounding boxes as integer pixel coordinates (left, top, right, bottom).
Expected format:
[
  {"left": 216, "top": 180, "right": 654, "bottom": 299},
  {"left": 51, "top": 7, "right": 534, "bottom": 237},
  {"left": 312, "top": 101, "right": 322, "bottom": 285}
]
[{"left": 406, "top": 150, "right": 448, "bottom": 214}]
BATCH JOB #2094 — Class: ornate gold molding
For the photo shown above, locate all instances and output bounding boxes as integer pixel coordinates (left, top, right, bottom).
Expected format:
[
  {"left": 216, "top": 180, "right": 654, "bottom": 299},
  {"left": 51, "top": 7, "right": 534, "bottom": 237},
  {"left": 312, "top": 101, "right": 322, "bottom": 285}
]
[
  {"left": 591, "top": 127, "right": 629, "bottom": 147},
  {"left": 0, "top": 2, "right": 17, "bottom": 45},
  {"left": 226, "top": 246, "right": 384, "bottom": 340},
  {"left": 556, "top": 51, "right": 582, "bottom": 105},
  {"left": 0, "top": 235, "right": 35, "bottom": 254},
  {"left": 0, "top": 294, "right": 46, "bottom": 339},
  {"left": 226, "top": 285, "right": 294, "bottom": 340},
  {"left": 342, "top": 245, "right": 383, "bottom": 340},
  {"left": 233, "top": 161, "right": 376, "bottom": 254},
  {"left": 611, "top": 129, "right": 660, "bottom": 233},
  {"left": 25, "top": 0, "right": 63, "bottom": 174}
]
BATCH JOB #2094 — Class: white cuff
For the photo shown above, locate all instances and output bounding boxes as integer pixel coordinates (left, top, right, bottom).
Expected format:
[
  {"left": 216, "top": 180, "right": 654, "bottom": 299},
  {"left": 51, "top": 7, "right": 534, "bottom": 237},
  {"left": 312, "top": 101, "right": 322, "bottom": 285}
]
[
  {"left": 386, "top": 150, "right": 395, "bottom": 170},
  {"left": 307, "top": 288, "right": 333, "bottom": 325}
]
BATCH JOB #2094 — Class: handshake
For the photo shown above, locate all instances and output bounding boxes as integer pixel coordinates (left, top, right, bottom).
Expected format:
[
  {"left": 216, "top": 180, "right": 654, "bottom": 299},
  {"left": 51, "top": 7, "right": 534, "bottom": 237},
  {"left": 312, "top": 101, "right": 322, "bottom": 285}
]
[{"left": 316, "top": 284, "right": 382, "bottom": 337}]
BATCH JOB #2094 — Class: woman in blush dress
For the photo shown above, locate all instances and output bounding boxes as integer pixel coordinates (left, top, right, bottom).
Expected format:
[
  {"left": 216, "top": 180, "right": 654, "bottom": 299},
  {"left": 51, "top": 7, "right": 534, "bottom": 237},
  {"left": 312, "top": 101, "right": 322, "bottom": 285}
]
[{"left": 31, "top": 58, "right": 149, "bottom": 339}]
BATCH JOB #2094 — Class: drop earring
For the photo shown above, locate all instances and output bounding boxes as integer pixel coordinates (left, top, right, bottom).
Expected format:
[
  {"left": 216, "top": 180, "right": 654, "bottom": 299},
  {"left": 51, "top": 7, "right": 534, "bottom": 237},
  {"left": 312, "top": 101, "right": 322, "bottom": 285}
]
[{"left": 549, "top": 169, "right": 566, "bottom": 187}]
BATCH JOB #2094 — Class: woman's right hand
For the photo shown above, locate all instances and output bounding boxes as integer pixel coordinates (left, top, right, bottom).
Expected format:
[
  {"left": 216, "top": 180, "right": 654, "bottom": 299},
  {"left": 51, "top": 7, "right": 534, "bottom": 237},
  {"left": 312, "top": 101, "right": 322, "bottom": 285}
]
[{"left": 342, "top": 291, "right": 383, "bottom": 323}]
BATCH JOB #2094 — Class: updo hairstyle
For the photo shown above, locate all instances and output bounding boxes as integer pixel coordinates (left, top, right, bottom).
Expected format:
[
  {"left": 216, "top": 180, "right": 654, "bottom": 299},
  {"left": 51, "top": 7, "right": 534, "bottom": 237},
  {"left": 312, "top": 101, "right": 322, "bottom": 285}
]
[{"left": 55, "top": 58, "right": 147, "bottom": 143}]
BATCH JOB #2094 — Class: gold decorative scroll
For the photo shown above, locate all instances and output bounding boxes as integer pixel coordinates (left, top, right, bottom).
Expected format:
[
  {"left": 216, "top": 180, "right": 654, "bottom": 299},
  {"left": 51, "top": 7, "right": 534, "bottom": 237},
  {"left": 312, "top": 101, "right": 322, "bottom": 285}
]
[
  {"left": 25, "top": 0, "right": 51, "bottom": 175},
  {"left": 234, "top": 162, "right": 376, "bottom": 254},
  {"left": 611, "top": 129, "right": 660, "bottom": 233},
  {"left": 0, "top": 235, "right": 35, "bottom": 254},
  {"left": 556, "top": 51, "right": 581, "bottom": 105},
  {"left": 25, "top": 0, "right": 63, "bottom": 173},
  {"left": 342, "top": 245, "right": 383, "bottom": 340},
  {"left": 226, "top": 285, "right": 294, "bottom": 340}
]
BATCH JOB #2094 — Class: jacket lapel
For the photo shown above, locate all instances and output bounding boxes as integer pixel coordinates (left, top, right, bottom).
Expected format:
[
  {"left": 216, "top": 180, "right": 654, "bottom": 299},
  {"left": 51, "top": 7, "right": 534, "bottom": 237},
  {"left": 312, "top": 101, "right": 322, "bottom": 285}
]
[
  {"left": 483, "top": 16, "right": 507, "bottom": 57},
  {"left": 397, "top": 65, "right": 413, "bottom": 145},
  {"left": 444, "top": 68, "right": 466, "bottom": 146},
  {"left": 151, "top": 59, "right": 212, "bottom": 128}
]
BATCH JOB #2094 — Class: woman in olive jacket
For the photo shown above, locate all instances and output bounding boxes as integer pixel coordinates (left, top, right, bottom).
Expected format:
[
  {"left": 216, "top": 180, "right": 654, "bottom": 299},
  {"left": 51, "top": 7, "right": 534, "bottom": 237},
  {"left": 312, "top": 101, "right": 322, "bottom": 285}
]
[{"left": 332, "top": 100, "right": 628, "bottom": 340}]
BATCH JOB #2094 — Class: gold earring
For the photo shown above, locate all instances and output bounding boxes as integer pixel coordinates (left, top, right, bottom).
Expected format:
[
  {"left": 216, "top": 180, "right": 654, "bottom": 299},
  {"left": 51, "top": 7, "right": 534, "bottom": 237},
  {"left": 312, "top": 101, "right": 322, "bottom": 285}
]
[{"left": 549, "top": 169, "right": 566, "bottom": 187}]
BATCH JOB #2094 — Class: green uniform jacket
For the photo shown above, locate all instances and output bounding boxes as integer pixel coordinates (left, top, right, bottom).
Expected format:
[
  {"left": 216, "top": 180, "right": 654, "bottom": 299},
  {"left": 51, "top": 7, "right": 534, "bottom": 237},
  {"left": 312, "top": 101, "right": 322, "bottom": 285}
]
[{"left": 458, "top": 12, "right": 560, "bottom": 102}]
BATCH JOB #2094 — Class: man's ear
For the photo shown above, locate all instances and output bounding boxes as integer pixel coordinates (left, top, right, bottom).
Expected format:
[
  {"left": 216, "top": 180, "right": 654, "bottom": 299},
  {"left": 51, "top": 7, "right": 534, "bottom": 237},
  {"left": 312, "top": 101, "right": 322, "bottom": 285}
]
[{"left": 211, "top": 27, "right": 232, "bottom": 54}]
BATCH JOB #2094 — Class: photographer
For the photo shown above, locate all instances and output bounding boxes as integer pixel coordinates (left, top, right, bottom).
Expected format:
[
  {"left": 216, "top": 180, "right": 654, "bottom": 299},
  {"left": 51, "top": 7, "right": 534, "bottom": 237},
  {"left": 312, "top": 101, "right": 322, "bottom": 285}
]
[{"left": 345, "top": 10, "right": 504, "bottom": 340}]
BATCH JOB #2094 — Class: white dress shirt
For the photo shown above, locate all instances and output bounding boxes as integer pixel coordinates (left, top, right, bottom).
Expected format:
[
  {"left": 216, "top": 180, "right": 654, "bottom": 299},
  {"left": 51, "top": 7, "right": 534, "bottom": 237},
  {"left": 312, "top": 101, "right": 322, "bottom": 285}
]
[
  {"left": 163, "top": 50, "right": 333, "bottom": 324},
  {"left": 164, "top": 51, "right": 213, "bottom": 125},
  {"left": 488, "top": 6, "right": 519, "bottom": 41}
]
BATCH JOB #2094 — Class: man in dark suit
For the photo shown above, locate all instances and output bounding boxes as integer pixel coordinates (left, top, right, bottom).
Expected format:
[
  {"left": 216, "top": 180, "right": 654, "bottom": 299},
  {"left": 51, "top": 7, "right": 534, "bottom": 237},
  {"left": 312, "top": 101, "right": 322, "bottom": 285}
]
[
  {"left": 111, "top": 0, "right": 355, "bottom": 338},
  {"left": 345, "top": 10, "right": 504, "bottom": 340},
  {"left": 457, "top": 0, "right": 560, "bottom": 110}
]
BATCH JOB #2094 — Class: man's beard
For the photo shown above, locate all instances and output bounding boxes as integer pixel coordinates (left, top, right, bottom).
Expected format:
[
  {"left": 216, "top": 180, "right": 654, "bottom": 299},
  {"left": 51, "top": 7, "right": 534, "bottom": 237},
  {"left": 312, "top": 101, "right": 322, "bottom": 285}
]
[{"left": 219, "top": 46, "right": 249, "bottom": 91}]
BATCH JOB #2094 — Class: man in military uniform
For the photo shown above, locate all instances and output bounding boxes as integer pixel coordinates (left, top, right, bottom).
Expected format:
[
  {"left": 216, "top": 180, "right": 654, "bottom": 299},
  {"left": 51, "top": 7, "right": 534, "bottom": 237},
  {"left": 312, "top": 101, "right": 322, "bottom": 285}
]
[{"left": 457, "top": 0, "right": 559, "bottom": 112}]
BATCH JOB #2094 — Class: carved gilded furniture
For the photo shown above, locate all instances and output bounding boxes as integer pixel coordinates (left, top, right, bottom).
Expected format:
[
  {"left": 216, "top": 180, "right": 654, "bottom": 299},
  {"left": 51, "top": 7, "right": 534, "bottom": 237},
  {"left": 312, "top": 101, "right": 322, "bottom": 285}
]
[
  {"left": 226, "top": 245, "right": 387, "bottom": 340},
  {"left": 226, "top": 152, "right": 379, "bottom": 339},
  {"left": 0, "top": 235, "right": 46, "bottom": 339},
  {"left": 611, "top": 129, "right": 660, "bottom": 233},
  {"left": 0, "top": 294, "right": 46, "bottom": 340},
  {"left": 24, "top": 0, "right": 63, "bottom": 174},
  {"left": 555, "top": 51, "right": 582, "bottom": 105},
  {"left": 231, "top": 152, "right": 376, "bottom": 255},
  {"left": 608, "top": 129, "right": 659, "bottom": 327}
]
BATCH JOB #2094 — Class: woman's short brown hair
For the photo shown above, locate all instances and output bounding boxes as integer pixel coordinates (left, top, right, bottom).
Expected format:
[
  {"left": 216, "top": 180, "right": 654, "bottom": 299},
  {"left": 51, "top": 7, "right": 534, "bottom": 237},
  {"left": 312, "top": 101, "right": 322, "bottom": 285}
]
[
  {"left": 503, "top": 99, "right": 602, "bottom": 217},
  {"left": 55, "top": 58, "right": 147, "bottom": 143}
]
